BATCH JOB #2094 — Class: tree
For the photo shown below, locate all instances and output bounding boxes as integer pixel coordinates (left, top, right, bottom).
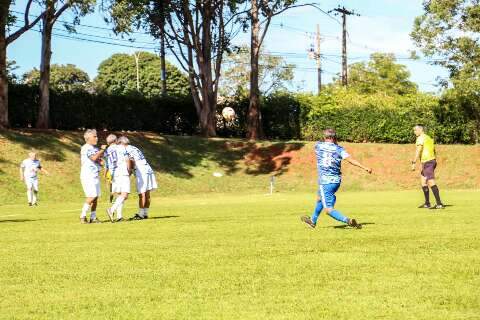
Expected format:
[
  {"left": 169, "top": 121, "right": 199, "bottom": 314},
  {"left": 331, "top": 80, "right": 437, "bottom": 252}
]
[
  {"left": 411, "top": 0, "right": 480, "bottom": 137},
  {"left": 221, "top": 45, "right": 294, "bottom": 97},
  {"left": 36, "top": 0, "right": 96, "bottom": 129},
  {"left": 94, "top": 52, "right": 189, "bottom": 97},
  {"left": 343, "top": 53, "right": 418, "bottom": 96},
  {"left": 246, "top": 0, "right": 305, "bottom": 140},
  {"left": 7, "top": 60, "right": 18, "bottom": 83},
  {"left": 1, "top": 0, "right": 46, "bottom": 128},
  {"left": 105, "top": 0, "right": 247, "bottom": 137},
  {"left": 23, "top": 64, "right": 90, "bottom": 91}
]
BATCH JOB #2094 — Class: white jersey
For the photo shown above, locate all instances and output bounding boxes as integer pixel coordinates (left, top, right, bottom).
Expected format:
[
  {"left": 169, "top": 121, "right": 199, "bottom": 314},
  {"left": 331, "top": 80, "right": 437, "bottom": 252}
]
[
  {"left": 105, "top": 144, "right": 130, "bottom": 178},
  {"left": 80, "top": 144, "right": 101, "bottom": 179},
  {"left": 126, "top": 145, "right": 153, "bottom": 175},
  {"left": 21, "top": 159, "right": 42, "bottom": 179}
]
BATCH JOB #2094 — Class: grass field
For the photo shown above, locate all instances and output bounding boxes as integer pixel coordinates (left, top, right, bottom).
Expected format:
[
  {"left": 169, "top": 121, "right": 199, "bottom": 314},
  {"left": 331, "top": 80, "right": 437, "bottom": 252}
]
[{"left": 1, "top": 190, "right": 479, "bottom": 319}]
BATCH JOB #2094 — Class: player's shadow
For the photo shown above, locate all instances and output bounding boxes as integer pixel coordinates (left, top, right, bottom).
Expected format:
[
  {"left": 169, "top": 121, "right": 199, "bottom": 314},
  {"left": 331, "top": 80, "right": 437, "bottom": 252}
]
[
  {"left": 0, "top": 218, "right": 45, "bottom": 223},
  {"left": 332, "top": 222, "right": 375, "bottom": 229},
  {"left": 147, "top": 215, "right": 180, "bottom": 220}
]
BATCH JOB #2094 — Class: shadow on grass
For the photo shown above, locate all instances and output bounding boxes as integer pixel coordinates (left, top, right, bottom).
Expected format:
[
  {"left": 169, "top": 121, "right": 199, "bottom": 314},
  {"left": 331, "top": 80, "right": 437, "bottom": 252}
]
[
  {"left": 0, "top": 129, "right": 84, "bottom": 162},
  {"left": 333, "top": 222, "right": 375, "bottom": 229},
  {"left": 2, "top": 130, "right": 305, "bottom": 179},
  {"left": 146, "top": 215, "right": 180, "bottom": 220},
  {"left": 0, "top": 218, "right": 45, "bottom": 223},
  {"left": 129, "top": 133, "right": 304, "bottom": 178}
]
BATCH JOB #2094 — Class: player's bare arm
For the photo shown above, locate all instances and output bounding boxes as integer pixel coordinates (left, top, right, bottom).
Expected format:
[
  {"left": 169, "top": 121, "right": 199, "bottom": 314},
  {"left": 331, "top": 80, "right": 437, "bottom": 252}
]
[
  {"left": 345, "top": 156, "right": 372, "bottom": 174},
  {"left": 412, "top": 144, "right": 423, "bottom": 171},
  {"left": 89, "top": 145, "right": 107, "bottom": 162}
]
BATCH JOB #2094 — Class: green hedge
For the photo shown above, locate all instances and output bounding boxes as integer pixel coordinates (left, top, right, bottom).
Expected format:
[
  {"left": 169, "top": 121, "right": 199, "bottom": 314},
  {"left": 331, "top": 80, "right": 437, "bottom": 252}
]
[
  {"left": 297, "top": 89, "right": 476, "bottom": 144},
  {"left": 8, "top": 85, "right": 478, "bottom": 143},
  {"left": 9, "top": 84, "right": 198, "bottom": 135}
]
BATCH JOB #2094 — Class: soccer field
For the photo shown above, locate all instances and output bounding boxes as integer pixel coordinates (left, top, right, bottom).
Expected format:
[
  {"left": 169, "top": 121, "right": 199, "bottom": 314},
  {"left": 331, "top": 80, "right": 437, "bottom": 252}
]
[{"left": 1, "top": 190, "right": 479, "bottom": 319}]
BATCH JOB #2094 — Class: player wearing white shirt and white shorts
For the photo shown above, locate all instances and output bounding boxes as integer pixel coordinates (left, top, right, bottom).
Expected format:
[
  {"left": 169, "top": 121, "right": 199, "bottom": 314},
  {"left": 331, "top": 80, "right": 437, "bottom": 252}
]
[
  {"left": 79, "top": 129, "right": 107, "bottom": 224},
  {"left": 105, "top": 140, "right": 132, "bottom": 223},
  {"left": 120, "top": 137, "right": 157, "bottom": 219},
  {"left": 20, "top": 152, "right": 48, "bottom": 206}
]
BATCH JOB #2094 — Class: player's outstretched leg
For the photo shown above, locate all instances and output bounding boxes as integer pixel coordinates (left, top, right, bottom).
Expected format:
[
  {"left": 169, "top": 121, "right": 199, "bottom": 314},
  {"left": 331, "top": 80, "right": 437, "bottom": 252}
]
[
  {"left": 325, "top": 208, "right": 362, "bottom": 229},
  {"left": 301, "top": 199, "right": 323, "bottom": 228}
]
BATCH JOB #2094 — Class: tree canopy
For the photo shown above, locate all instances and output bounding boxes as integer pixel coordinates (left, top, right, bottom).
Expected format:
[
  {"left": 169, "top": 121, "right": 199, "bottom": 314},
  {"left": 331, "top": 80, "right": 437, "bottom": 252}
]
[
  {"left": 221, "top": 45, "right": 295, "bottom": 97},
  {"left": 94, "top": 52, "right": 190, "bottom": 98},
  {"left": 338, "top": 53, "right": 418, "bottom": 96},
  {"left": 23, "top": 64, "right": 90, "bottom": 91}
]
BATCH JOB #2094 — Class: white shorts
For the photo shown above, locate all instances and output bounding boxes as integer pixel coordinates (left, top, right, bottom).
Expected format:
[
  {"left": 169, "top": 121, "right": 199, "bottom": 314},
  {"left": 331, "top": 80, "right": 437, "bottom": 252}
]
[
  {"left": 112, "top": 175, "right": 131, "bottom": 194},
  {"left": 81, "top": 177, "right": 100, "bottom": 198},
  {"left": 25, "top": 178, "right": 39, "bottom": 191},
  {"left": 136, "top": 172, "right": 157, "bottom": 194}
]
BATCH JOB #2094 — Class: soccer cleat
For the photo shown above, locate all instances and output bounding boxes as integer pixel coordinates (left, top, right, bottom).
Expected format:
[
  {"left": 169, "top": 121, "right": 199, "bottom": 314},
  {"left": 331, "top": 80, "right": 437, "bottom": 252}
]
[
  {"left": 89, "top": 218, "right": 102, "bottom": 224},
  {"left": 28, "top": 203, "right": 32, "bottom": 207},
  {"left": 33, "top": 202, "right": 38, "bottom": 206},
  {"left": 115, "top": 217, "right": 124, "bottom": 223},
  {"left": 301, "top": 215, "right": 316, "bottom": 229},
  {"left": 430, "top": 204, "right": 445, "bottom": 210},
  {"left": 143, "top": 215, "right": 148, "bottom": 219},
  {"left": 80, "top": 217, "right": 89, "bottom": 224},
  {"left": 418, "top": 203, "right": 431, "bottom": 209},
  {"left": 106, "top": 208, "right": 114, "bottom": 223},
  {"left": 131, "top": 214, "right": 144, "bottom": 221},
  {"left": 348, "top": 218, "right": 362, "bottom": 229}
]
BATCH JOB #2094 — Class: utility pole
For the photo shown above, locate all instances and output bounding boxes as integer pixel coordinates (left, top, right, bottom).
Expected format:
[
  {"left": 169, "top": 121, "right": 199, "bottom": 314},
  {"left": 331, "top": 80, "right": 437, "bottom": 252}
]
[
  {"left": 308, "top": 24, "right": 322, "bottom": 95},
  {"left": 316, "top": 24, "right": 321, "bottom": 94},
  {"left": 331, "top": 6, "right": 360, "bottom": 86},
  {"left": 133, "top": 52, "right": 141, "bottom": 91}
]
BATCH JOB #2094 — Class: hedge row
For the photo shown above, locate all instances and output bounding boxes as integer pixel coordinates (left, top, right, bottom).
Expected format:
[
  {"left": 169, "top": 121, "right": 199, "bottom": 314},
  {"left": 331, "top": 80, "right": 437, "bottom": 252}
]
[
  {"left": 9, "top": 85, "right": 198, "bottom": 135},
  {"left": 9, "top": 85, "right": 478, "bottom": 143}
]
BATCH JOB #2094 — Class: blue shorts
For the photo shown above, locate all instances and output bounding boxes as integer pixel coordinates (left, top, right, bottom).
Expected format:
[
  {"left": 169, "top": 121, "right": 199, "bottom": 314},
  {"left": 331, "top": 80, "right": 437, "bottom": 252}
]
[{"left": 318, "top": 183, "right": 341, "bottom": 208}]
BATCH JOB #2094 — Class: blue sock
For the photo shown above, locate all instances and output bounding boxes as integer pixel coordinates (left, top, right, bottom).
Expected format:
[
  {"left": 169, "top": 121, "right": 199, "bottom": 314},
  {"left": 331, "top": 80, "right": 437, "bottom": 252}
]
[
  {"left": 311, "top": 200, "right": 323, "bottom": 225},
  {"left": 328, "top": 210, "right": 349, "bottom": 223}
]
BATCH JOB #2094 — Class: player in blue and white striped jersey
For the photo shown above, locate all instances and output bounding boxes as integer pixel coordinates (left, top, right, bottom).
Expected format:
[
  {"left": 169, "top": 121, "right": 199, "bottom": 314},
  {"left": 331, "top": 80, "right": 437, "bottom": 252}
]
[
  {"left": 118, "top": 137, "right": 157, "bottom": 220},
  {"left": 301, "top": 128, "right": 372, "bottom": 229}
]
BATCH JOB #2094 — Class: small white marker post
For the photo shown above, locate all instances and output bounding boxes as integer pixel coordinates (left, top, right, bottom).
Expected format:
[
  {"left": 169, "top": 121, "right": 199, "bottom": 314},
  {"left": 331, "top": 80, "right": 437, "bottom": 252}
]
[{"left": 270, "top": 175, "right": 275, "bottom": 195}]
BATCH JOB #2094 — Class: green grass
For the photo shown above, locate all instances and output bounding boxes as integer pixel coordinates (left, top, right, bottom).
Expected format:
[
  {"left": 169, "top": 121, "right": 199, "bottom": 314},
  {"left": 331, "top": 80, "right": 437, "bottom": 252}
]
[
  {"left": 1, "top": 190, "right": 479, "bottom": 319},
  {"left": 1, "top": 130, "right": 480, "bottom": 205}
]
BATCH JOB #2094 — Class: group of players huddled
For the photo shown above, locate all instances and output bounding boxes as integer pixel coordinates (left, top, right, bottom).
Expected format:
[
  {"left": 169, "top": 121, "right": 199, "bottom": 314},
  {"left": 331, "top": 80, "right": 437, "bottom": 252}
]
[{"left": 79, "top": 129, "right": 157, "bottom": 224}]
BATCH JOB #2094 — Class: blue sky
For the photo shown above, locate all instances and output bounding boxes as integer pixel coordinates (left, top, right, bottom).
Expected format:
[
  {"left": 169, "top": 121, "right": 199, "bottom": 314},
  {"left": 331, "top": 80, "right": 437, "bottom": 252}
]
[{"left": 8, "top": 0, "right": 447, "bottom": 93}]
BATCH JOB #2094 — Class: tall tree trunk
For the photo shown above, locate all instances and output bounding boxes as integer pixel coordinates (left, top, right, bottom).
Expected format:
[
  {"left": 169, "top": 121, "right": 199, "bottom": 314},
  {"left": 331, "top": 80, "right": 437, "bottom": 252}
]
[
  {"left": 0, "top": 2, "right": 10, "bottom": 128},
  {"left": 36, "top": 8, "right": 53, "bottom": 129},
  {"left": 246, "top": 0, "right": 264, "bottom": 140}
]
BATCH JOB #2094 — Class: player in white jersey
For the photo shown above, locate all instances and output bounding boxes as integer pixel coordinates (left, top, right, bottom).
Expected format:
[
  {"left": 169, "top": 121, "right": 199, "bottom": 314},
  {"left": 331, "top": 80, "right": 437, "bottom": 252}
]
[
  {"left": 105, "top": 136, "right": 132, "bottom": 223},
  {"left": 19, "top": 152, "right": 48, "bottom": 206},
  {"left": 119, "top": 136, "right": 157, "bottom": 220},
  {"left": 80, "top": 129, "right": 107, "bottom": 224},
  {"left": 103, "top": 134, "right": 117, "bottom": 203}
]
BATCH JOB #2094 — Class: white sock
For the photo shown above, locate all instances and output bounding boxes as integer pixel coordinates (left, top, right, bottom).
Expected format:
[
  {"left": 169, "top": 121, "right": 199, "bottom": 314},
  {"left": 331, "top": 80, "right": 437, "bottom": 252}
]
[
  {"left": 144, "top": 208, "right": 149, "bottom": 217},
  {"left": 90, "top": 211, "right": 97, "bottom": 220},
  {"left": 32, "top": 191, "right": 37, "bottom": 204},
  {"left": 27, "top": 189, "right": 33, "bottom": 203},
  {"left": 110, "top": 196, "right": 125, "bottom": 213},
  {"left": 80, "top": 203, "right": 90, "bottom": 218},
  {"left": 139, "top": 208, "right": 145, "bottom": 217},
  {"left": 116, "top": 203, "right": 123, "bottom": 219}
]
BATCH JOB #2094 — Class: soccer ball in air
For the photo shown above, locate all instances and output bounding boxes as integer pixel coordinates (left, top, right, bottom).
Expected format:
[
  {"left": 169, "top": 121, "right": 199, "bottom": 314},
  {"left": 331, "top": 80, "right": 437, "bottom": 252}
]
[{"left": 222, "top": 107, "right": 236, "bottom": 122}]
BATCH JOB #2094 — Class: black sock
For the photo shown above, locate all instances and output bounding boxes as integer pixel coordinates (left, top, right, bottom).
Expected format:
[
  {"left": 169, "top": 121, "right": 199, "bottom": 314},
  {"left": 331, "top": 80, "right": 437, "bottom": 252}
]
[
  {"left": 422, "top": 186, "right": 430, "bottom": 205},
  {"left": 431, "top": 185, "right": 442, "bottom": 205}
]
